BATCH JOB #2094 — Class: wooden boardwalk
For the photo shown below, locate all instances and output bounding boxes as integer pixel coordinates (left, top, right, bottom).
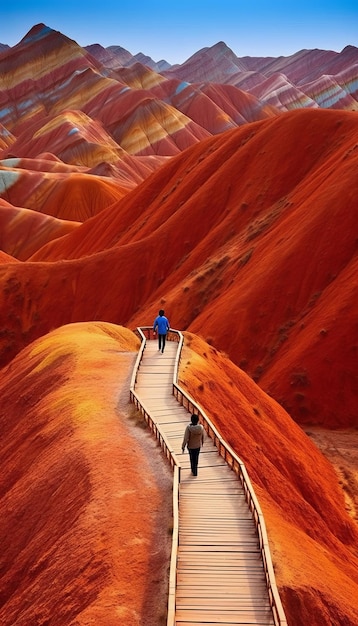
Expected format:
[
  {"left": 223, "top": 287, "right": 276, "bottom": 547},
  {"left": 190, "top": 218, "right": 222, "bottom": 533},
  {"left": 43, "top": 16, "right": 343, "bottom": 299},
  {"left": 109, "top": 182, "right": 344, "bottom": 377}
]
[{"left": 133, "top": 337, "right": 276, "bottom": 625}]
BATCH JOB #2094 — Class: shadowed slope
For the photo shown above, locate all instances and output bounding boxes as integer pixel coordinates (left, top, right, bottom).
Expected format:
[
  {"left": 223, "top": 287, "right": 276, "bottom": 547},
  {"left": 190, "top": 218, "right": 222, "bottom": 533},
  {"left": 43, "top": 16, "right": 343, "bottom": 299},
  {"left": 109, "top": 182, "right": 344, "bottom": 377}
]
[
  {"left": 179, "top": 333, "right": 358, "bottom": 626},
  {"left": 0, "top": 109, "right": 357, "bottom": 428},
  {"left": 0, "top": 322, "right": 172, "bottom": 625}
]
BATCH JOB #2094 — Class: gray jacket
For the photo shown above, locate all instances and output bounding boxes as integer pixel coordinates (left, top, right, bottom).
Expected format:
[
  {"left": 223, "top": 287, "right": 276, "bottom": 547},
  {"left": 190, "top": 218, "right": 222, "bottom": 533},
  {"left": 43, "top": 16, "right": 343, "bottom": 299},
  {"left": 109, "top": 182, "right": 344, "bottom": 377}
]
[{"left": 182, "top": 423, "right": 204, "bottom": 450}]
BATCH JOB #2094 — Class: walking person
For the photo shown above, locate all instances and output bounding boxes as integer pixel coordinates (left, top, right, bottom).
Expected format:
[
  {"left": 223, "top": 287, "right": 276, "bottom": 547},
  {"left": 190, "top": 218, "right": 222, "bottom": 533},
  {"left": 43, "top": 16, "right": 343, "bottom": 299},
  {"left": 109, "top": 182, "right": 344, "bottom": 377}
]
[
  {"left": 182, "top": 414, "right": 204, "bottom": 476},
  {"left": 153, "top": 309, "right": 170, "bottom": 353}
]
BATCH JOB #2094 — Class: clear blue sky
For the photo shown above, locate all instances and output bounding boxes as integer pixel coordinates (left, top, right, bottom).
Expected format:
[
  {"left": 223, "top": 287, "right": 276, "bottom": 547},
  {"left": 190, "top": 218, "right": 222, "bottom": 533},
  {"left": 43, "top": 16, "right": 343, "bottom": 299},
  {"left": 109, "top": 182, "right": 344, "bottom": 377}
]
[{"left": 1, "top": 0, "right": 357, "bottom": 64}]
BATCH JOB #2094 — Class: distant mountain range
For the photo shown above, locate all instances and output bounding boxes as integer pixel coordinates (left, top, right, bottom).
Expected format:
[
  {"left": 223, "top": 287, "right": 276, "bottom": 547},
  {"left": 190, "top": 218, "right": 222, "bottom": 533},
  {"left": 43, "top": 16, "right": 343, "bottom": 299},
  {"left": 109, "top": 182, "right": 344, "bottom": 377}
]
[{"left": 87, "top": 38, "right": 358, "bottom": 111}]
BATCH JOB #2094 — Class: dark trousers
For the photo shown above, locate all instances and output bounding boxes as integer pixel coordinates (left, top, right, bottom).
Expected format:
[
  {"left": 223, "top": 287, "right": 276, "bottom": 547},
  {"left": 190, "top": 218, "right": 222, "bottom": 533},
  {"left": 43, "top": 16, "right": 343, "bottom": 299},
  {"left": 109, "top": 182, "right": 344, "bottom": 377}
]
[
  {"left": 158, "top": 333, "right": 166, "bottom": 352},
  {"left": 188, "top": 447, "right": 200, "bottom": 476}
]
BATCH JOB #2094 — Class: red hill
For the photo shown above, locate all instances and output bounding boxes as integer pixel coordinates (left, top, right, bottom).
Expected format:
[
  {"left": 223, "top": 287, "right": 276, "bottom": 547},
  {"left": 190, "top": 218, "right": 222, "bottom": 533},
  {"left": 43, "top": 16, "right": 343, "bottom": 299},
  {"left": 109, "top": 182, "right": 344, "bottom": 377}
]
[
  {"left": 0, "top": 323, "right": 172, "bottom": 625},
  {"left": 0, "top": 199, "right": 79, "bottom": 260},
  {"left": 180, "top": 333, "right": 358, "bottom": 626},
  {"left": 0, "top": 109, "right": 355, "bottom": 427}
]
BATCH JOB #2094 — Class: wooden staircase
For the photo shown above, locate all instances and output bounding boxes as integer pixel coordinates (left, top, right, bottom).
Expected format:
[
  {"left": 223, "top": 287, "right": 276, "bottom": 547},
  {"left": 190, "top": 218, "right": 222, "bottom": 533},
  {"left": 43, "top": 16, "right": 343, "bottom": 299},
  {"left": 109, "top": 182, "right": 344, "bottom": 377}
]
[{"left": 130, "top": 329, "right": 287, "bottom": 626}]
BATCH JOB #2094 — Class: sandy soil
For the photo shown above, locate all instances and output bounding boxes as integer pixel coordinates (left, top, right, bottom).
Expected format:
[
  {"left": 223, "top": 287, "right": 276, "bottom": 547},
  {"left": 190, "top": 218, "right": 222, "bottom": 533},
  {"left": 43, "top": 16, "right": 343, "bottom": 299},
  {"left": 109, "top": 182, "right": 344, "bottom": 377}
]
[{"left": 304, "top": 427, "right": 358, "bottom": 523}]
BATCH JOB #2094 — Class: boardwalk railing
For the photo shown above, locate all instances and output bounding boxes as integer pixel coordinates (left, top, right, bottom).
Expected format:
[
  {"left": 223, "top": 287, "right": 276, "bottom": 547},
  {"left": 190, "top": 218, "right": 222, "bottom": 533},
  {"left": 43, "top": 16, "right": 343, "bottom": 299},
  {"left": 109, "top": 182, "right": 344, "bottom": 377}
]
[{"left": 130, "top": 326, "right": 288, "bottom": 626}]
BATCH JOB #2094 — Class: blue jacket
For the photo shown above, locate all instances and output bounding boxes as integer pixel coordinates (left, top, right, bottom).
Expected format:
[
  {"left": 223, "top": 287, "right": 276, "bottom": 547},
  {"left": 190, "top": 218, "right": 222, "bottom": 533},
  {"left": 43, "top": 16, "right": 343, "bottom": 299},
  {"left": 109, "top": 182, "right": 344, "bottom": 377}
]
[{"left": 153, "top": 315, "right": 170, "bottom": 334}]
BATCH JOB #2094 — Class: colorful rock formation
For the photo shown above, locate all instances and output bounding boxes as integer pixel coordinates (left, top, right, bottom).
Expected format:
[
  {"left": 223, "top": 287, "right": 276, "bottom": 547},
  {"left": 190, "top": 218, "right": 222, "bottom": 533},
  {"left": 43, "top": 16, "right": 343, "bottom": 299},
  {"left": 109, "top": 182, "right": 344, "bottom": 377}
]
[{"left": 0, "top": 23, "right": 358, "bottom": 626}]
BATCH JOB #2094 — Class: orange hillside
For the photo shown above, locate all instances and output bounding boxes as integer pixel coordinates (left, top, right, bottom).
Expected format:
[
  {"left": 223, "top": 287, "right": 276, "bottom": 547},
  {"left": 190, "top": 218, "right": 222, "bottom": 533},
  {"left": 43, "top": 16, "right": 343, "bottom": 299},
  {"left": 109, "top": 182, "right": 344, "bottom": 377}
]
[
  {"left": 0, "top": 323, "right": 172, "bottom": 626},
  {"left": 179, "top": 332, "right": 358, "bottom": 626}
]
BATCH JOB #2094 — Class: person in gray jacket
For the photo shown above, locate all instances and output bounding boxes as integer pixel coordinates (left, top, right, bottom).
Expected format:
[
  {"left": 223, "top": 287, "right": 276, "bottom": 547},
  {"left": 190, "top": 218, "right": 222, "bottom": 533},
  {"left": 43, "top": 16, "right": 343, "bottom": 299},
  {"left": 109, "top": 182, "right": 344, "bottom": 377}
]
[{"left": 182, "top": 414, "right": 204, "bottom": 476}]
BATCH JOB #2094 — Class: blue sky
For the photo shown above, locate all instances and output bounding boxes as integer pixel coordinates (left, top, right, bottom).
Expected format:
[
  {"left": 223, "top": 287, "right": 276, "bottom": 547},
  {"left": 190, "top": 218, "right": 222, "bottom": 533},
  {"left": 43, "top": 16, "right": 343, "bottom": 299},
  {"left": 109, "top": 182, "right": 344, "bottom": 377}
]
[{"left": 1, "top": 0, "right": 357, "bottom": 64}]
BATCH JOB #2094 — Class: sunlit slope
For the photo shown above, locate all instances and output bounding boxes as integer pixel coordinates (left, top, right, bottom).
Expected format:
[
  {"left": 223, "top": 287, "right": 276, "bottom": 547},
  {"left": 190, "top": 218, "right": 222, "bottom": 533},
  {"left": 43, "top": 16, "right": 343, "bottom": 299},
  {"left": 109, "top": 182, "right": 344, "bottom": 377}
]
[
  {"left": 0, "top": 322, "right": 172, "bottom": 626},
  {"left": 0, "top": 148, "right": 165, "bottom": 226},
  {"left": 164, "top": 41, "right": 358, "bottom": 111},
  {"left": 0, "top": 109, "right": 356, "bottom": 427},
  {"left": 0, "top": 24, "right": 279, "bottom": 162},
  {"left": 0, "top": 250, "right": 18, "bottom": 263},
  {"left": 179, "top": 333, "right": 358, "bottom": 626},
  {"left": 0, "top": 123, "right": 15, "bottom": 150},
  {"left": 0, "top": 155, "right": 129, "bottom": 226},
  {"left": 0, "top": 198, "right": 79, "bottom": 260}
]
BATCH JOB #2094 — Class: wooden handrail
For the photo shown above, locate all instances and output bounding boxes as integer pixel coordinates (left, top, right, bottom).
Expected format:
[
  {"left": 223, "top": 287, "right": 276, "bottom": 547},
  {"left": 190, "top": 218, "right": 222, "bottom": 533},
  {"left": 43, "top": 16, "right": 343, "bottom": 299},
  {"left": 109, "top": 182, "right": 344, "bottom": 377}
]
[
  {"left": 167, "top": 465, "right": 179, "bottom": 626},
  {"left": 130, "top": 326, "right": 288, "bottom": 626},
  {"left": 129, "top": 326, "right": 180, "bottom": 626}
]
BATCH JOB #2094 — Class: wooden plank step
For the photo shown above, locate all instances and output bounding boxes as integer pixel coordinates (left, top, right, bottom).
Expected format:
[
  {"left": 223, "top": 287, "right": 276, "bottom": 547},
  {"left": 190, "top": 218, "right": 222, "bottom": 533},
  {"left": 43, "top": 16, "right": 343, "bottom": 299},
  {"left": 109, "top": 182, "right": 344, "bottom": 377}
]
[
  {"left": 175, "top": 619, "right": 274, "bottom": 626},
  {"left": 176, "top": 572, "right": 267, "bottom": 581},
  {"left": 179, "top": 516, "right": 255, "bottom": 525},
  {"left": 177, "top": 571, "right": 266, "bottom": 580},
  {"left": 175, "top": 606, "right": 272, "bottom": 624},
  {"left": 136, "top": 390, "right": 175, "bottom": 399},
  {"left": 179, "top": 479, "right": 242, "bottom": 487},
  {"left": 179, "top": 531, "right": 258, "bottom": 539},
  {"left": 180, "top": 544, "right": 260, "bottom": 554},
  {"left": 178, "top": 552, "right": 262, "bottom": 562},
  {"left": 179, "top": 504, "right": 251, "bottom": 515},
  {"left": 135, "top": 376, "right": 173, "bottom": 383},
  {"left": 179, "top": 491, "right": 249, "bottom": 499},
  {"left": 179, "top": 520, "right": 257, "bottom": 528},
  {"left": 179, "top": 470, "right": 241, "bottom": 487},
  {"left": 179, "top": 524, "right": 258, "bottom": 533},
  {"left": 179, "top": 491, "right": 248, "bottom": 500},
  {"left": 179, "top": 540, "right": 259, "bottom": 550},
  {"left": 179, "top": 519, "right": 257, "bottom": 526},
  {"left": 181, "top": 515, "right": 256, "bottom": 520},
  {"left": 136, "top": 374, "right": 173, "bottom": 380},
  {"left": 179, "top": 508, "right": 254, "bottom": 516},
  {"left": 177, "top": 559, "right": 262, "bottom": 568},
  {"left": 176, "top": 586, "right": 269, "bottom": 596},
  {"left": 179, "top": 492, "right": 246, "bottom": 499},
  {"left": 176, "top": 584, "right": 268, "bottom": 594},
  {"left": 180, "top": 484, "right": 243, "bottom": 492},
  {"left": 176, "top": 592, "right": 269, "bottom": 601},
  {"left": 183, "top": 510, "right": 256, "bottom": 520},
  {"left": 177, "top": 599, "right": 272, "bottom": 608},
  {"left": 177, "top": 566, "right": 265, "bottom": 575},
  {"left": 177, "top": 568, "right": 265, "bottom": 576}
]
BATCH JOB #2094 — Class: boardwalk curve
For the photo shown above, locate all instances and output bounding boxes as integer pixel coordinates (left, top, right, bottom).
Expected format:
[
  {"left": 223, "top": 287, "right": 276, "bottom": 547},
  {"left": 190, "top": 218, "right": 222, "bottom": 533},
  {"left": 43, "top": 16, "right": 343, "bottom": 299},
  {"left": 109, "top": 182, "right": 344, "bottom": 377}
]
[{"left": 130, "top": 327, "right": 287, "bottom": 626}]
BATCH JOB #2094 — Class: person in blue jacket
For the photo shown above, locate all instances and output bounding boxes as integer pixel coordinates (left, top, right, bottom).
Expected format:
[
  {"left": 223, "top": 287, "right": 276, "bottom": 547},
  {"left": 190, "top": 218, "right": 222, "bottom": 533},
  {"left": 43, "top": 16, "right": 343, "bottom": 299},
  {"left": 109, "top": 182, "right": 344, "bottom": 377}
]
[{"left": 153, "top": 309, "right": 170, "bottom": 353}]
